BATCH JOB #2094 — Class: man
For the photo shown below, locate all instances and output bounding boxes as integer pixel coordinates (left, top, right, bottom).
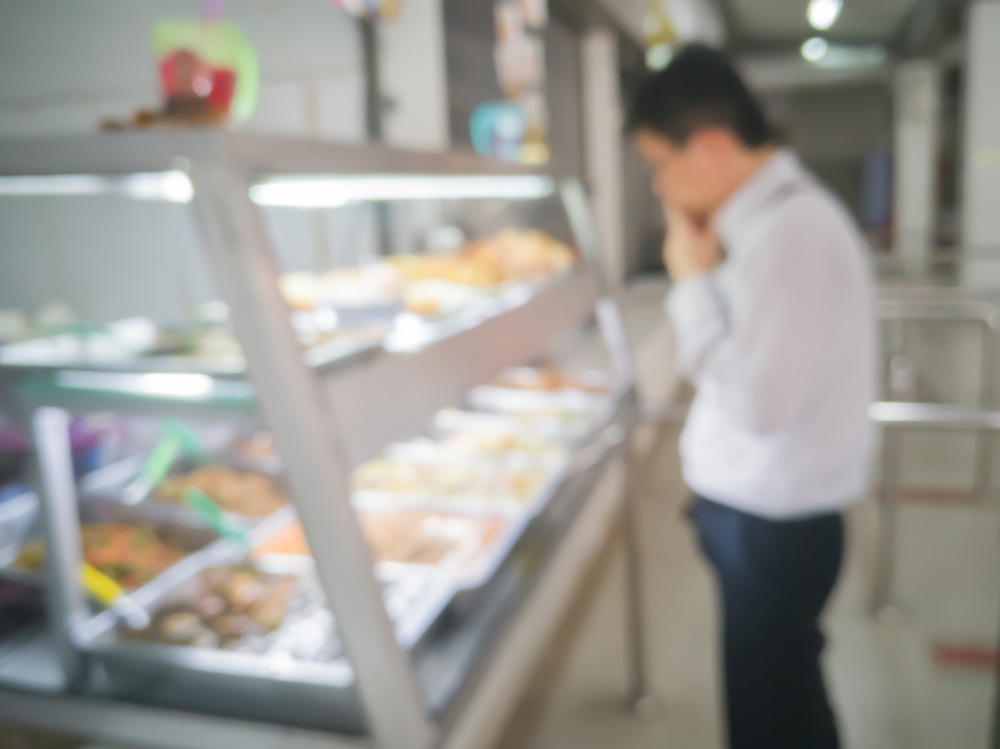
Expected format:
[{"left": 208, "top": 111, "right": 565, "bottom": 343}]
[{"left": 629, "top": 45, "right": 877, "bottom": 749}]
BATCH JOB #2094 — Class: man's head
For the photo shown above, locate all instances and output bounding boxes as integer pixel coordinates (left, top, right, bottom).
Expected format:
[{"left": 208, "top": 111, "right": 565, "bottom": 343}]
[{"left": 629, "top": 44, "right": 775, "bottom": 219}]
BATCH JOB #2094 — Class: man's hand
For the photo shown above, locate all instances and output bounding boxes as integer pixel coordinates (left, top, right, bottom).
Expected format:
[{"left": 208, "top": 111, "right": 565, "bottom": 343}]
[{"left": 663, "top": 204, "right": 722, "bottom": 282}]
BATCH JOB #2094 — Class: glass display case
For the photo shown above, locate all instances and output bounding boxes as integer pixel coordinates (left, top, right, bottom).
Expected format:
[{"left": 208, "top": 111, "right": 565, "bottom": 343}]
[{"left": 0, "top": 131, "right": 638, "bottom": 749}]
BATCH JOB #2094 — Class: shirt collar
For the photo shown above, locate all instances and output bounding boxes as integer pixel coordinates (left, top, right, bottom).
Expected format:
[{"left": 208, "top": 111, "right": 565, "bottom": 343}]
[{"left": 712, "top": 148, "right": 804, "bottom": 252}]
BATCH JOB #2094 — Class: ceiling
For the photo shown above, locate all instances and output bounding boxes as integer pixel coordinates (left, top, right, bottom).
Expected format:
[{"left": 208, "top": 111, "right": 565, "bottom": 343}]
[{"left": 726, "top": 0, "right": 923, "bottom": 44}]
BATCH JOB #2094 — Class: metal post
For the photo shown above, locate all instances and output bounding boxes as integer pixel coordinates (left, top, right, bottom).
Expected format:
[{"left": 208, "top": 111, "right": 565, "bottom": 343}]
[
  {"left": 993, "top": 602, "right": 1000, "bottom": 749},
  {"left": 975, "top": 323, "right": 995, "bottom": 503},
  {"left": 359, "top": 13, "right": 383, "bottom": 142},
  {"left": 871, "top": 426, "right": 903, "bottom": 619},
  {"left": 189, "top": 165, "right": 437, "bottom": 749},
  {"left": 620, "top": 437, "right": 652, "bottom": 715},
  {"left": 560, "top": 177, "right": 649, "bottom": 711},
  {"left": 32, "top": 407, "right": 90, "bottom": 688},
  {"left": 359, "top": 11, "right": 393, "bottom": 258}
]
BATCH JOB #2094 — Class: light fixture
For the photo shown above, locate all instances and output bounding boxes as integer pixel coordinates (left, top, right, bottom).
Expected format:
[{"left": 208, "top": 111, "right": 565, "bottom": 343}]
[
  {"left": 807, "top": 0, "right": 842, "bottom": 31},
  {"left": 56, "top": 370, "right": 229, "bottom": 400},
  {"left": 646, "top": 43, "right": 673, "bottom": 71},
  {"left": 249, "top": 174, "right": 556, "bottom": 208},
  {"left": 801, "top": 37, "right": 829, "bottom": 63},
  {"left": 0, "top": 171, "right": 193, "bottom": 203}
]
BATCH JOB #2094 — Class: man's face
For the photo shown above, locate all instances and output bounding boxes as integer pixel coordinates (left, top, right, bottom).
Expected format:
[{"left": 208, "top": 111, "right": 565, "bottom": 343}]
[{"left": 634, "top": 128, "right": 731, "bottom": 220}]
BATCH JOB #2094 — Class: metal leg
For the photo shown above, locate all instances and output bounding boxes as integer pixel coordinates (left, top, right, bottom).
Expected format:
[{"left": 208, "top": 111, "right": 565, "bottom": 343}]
[
  {"left": 993, "top": 576, "right": 1000, "bottom": 749},
  {"left": 872, "top": 427, "right": 903, "bottom": 621},
  {"left": 620, "top": 438, "right": 653, "bottom": 715},
  {"left": 977, "top": 324, "right": 995, "bottom": 504}
]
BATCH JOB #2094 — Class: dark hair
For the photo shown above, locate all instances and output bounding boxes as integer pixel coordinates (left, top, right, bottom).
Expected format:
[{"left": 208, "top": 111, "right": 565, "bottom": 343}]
[{"left": 627, "top": 44, "right": 773, "bottom": 148}]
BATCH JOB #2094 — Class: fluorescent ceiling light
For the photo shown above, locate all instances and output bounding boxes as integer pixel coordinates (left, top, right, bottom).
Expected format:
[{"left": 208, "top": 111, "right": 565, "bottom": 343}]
[
  {"left": 801, "top": 37, "right": 829, "bottom": 62},
  {"left": 0, "top": 171, "right": 193, "bottom": 203},
  {"left": 646, "top": 44, "right": 673, "bottom": 71},
  {"left": 249, "top": 174, "right": 556, "bottom": 208},
  {"left": 57, "top": 370, "right": 215, "bottom": 399},
  {"left": 801, "top": 39, "right": 886, "bottom": 69},
  {"left": 807, "top": 0, "right": 842, "bottom": 30}
]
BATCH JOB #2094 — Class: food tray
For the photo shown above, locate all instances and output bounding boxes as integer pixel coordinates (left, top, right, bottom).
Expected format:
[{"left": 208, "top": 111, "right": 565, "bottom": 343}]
[
  {"left": 6, "top": 490, "right": 221, "bottom": 596},
  {"left": 431, "top": 407, "right": 588, "bottom": 441},
  {"left": 382, "top": 438, "right": 567, "bottom": 471},
  {"left": 490, "top": 366, "right": 615, "bottom": 393},
  {"left": 252, "top": 508, "right": 527, "bottom": 592},
  {"left": 77, "top": 548, "right": 456, "bottom": 731},
  {"left": 350, "top": 453, "right": 558, "bottom": 516},
  {"left": 80, "top": 452, "right": 290, "bottom": 531}
]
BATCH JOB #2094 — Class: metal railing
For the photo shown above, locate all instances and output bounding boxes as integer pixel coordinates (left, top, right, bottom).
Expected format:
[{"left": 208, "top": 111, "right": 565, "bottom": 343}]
[
  {"left": 873, "top": 298, "right": 1000, "bottom": 618},
  {"left": 869, "top": 400, "right": 1000, "bottom": 749}
]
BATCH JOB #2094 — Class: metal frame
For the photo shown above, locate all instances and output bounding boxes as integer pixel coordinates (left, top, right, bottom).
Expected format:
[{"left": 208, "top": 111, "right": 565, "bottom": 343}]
[
  {"left": 0, "top": 131, "right": 643, "bottom": 748},
  {"left": 873, "top": 297, "right": 1000, "bottom": 617},
  {"left": 867, "top": 401, "right": 1000, "bottom": 749}
]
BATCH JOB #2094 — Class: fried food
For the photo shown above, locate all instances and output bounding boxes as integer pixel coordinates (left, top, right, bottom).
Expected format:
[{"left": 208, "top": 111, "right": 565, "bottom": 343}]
[
  {"left": 351, "top": 459, "right": 548, "bottom": 501},
  {"left": 255, "top": 512, "right": 508, "bottom": 570},
  {"left": 156, "top": 467, "right": 287, "bottom": 517},
  {"left": 491, "top": 367, "right": 609, "bottom": 393},
  {"left": 15, "top": 525, "right": 183, "bottom": 590},
  {"left": 126, "top": 565, "right": 301, "bottom": 654}
]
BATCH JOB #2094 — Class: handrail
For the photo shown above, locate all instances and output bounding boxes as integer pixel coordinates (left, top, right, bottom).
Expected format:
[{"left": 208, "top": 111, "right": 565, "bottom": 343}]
[
  {"left": 879, "top": 299, "right": 1000, "bottom": 329},
  {"left": 873, "top": 298, "right": 1000, "bottom": 621},
  {"left": 870, "top": 401, "right": 1000, "bottom": 430}
]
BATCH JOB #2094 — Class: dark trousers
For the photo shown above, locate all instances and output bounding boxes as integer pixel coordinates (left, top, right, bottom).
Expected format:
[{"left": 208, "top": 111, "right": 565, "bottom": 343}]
[{"left": 689, "top": 495, "right": 844, "bottom": 749}]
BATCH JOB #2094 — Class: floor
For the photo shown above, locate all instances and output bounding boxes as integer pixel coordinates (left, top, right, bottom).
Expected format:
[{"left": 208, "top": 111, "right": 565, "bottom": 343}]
[{"left": 509, "top": 424, "right": 1000, "bottom": 749}]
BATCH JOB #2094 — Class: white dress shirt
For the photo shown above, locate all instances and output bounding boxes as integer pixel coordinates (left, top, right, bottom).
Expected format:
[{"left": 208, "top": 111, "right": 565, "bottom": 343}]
[{"left": 666, "top": 149, "right": 878, "bottom": 519}]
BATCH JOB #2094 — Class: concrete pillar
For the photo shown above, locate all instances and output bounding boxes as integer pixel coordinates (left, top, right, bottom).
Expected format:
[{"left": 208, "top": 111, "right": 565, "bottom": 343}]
[
  {"left": 893, "top": 60, "right": 941, "bottom": 275},
  {"left": 379, "top": 0, "right": 450, "bottom": 150},
  {"left": 581, "top": 29, "right": 626, "bottom": 289},
  {"left": 962, "top": 1, "right": 1000, "bottom": 269}
]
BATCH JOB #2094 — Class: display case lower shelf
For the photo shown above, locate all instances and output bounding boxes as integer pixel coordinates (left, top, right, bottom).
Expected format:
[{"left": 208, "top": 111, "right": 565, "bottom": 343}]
[{"left": 0, "top": 444, "right": 628, "bottom": 748}]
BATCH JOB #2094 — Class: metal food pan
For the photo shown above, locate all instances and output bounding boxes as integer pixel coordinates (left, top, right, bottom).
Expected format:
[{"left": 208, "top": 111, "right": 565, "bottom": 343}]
[
  {"left": 351, "top": 490, "right": 530, "bottom": 516},
  {"left": 80, "top": 452, "right": 291, "bottom": 531},
  {"left": 382, "top": 438, "right": 567, "bottom": 471},
  {"left": 248, "top": 553, "right": 458, "bottom": 650},
  {"left": 467, "top": 384, "right": 611, "bottom": 415},
  {"left": 431, "top": 407, "right": 588, "bottom": 442},
  {"left": 366, "top": 508, "right": 533, "bottom": 592},
  {"left": 350, "top": 450, "right": 559, "bottom": 517},
  {"left": 79, "top": 559, "right": 366, "bottom": 734},
  {"left": 489, "top": 366, "right": 615, "bottom": 392}
]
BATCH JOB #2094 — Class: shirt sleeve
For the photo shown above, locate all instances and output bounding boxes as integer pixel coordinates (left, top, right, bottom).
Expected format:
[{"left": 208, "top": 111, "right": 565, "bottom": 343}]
[
  {"left": 664, "top": 271, "right": 730, "bottom": 381},
  {"left": 667, "top": 210, "right": 836, "bottom": 434}
]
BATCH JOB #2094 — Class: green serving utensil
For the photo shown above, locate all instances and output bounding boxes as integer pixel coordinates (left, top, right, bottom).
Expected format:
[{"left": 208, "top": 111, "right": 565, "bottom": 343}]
[
  {"left": 121, "top": 419, "right": 200, "bottom": 506},
  {"left": 182, "top": 487, "right": 249, "bottom": 547}
]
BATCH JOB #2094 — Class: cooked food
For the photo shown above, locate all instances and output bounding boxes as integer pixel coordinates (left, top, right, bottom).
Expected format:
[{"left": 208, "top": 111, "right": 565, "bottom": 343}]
[
  {"left": 440, "top": 431, "right": 567, "bottom": 456},
  {"left": 279, "top": 265, "right": 402, "bottom": 310},
  {"left": 388, "top": 230, "right": 576, "bottom": 290},
  {"left": 254, "top": 522, "right": 312, "bottom": 557},
  {"left": 124, "top": 565, "right": 336, "bottom": 660},
  {"left": 352, "top": 458, "right": 548, "bottom": 501},
  {"left": 491, "top": 367, "right": 609, "bottom": 393},
  {"left": 465, "top": 229, "right": 576, "bottom": 282},
  {"left": 156, "top": 467, "right": 287, "bottom": 517},
  {"left": 360, "top": 511, "right": 507, "bottom": 569},
  {"left": 255, "top": 512, "right": 508, "bottom": 570},
  {"left": 15, "top": 524, "right": 183, "bottom": 590}
]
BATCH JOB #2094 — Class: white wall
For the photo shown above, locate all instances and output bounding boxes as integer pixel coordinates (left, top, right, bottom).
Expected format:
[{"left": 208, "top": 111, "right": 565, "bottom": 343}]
[
  {"left": 962, "top": 1, "right": 1000, "bottom": 256},
  {"left": 0, "top": 0, "right": 367, "bottom": 139}
]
